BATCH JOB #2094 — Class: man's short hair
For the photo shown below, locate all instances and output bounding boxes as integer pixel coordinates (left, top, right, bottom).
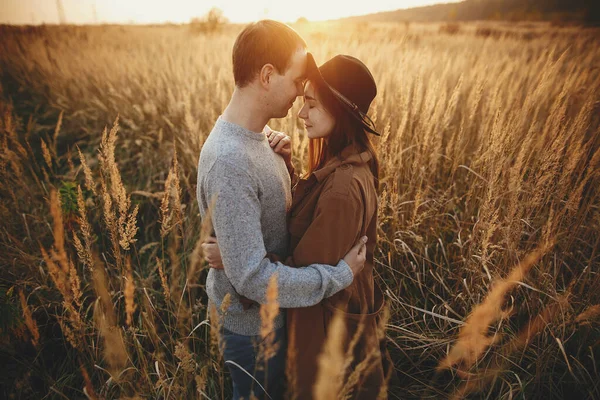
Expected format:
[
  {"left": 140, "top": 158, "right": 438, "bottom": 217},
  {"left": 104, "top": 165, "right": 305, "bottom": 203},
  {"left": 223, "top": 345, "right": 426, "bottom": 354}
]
[{"left": 232, "top": 20, "right": 307, "bottom": 88}]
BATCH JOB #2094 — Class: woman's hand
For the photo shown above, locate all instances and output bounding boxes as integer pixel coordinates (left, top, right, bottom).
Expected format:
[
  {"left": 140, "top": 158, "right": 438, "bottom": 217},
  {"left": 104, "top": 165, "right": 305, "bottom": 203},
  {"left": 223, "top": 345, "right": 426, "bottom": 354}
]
[
  {"left": 265, "top": 126, "right": 292, "bottom": 167},
  {"left": 343, "top": 236, "right": 368, "bottom": 277},
  {"left": 202, "top": 236, "right": 224, "bottom": 269}
]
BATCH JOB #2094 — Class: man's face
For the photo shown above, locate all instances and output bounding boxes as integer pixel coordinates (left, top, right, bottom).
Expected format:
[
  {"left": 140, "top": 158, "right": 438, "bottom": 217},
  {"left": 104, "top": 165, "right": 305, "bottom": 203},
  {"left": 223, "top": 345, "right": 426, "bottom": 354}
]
[{"left": 267, "top": 48, "right": 307, "bottom": 118}]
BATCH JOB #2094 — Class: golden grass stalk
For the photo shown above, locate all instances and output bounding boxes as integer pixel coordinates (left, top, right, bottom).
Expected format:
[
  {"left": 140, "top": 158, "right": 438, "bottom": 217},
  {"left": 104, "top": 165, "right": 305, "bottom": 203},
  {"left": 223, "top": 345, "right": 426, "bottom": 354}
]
[
  {"left": 100, "top": 176, "right": 122, "bottom": 269},
  {"left": 220, "top": 293, "right": 232, "bottom": 315},
  {"left": 63, "top": 298, "right": 85, "bottom": 341},
  {"left": 314, "top": 311, "right": 346, "bottom": 400},
  {"left": 342, "top": 316, "right": 366, "bottom": 372},
  {"left": 285, "top": 328, "right": 299, "bottom": 400},
  {"left": 18, "top": 289, "right": 40, "bottom": 347},
  {"left": 376, "top": 305, "right": 392, "bottom": 400},
  {"left": 79, "top": 363, "right": 99, "bottom": 400},
  {"left": 2, "top": 108, "right": 15, "bottom": 139},
  {"left": 41, "top": 246, "right": 70, "bottom": 303},
  {"left": 74, "top": 185, "right": 94, "bottom": 271},
  {"left": 159, "top": 171, "right": 173, "bottom": 238},
  {"left": 68, "top": 259, "right": 83, "bottom": 308},
  {"left": 41, "top": 139, "right": 52, "bottom": 168},
  {"left": 195, "top": 365, "right": 208, "bottom": 397},
  {"left": 118, "top": 203, "right": 139, "bottom": 251},
  {"left": 1, "top": 146, "right": 24, "bottom": 183},
  {"left": 49, "top": 189, "right": 68, "bottom": 273},
  {"left": 575, "top": 305, "right": 600, "bottom": 326},
  {"left": 260, "top": 274, "right": 279, "bottom": 339},
  {"left": 168, "top": 241, "right": 183, "bottom": 310},
  {"left": 98, "top": 116, "right": 139, "bottom": 252},
  {"left": 77, "top": 146, "right": 97, "bottom": 196},
  {"left": 449, "top": 296, "right": 568, "bottom": 399},
  {"left": 339, "top": 306, "right": 392, "bottom": 399},
  {"left": 340, "top": 349, "right": 381, "bottom": 400},
  {"left": 58, "top": 317, "right": 80, "bottom": 350},
  {"left": 52, "top": 110, "right": 63, "bottom": 156},
  {"left": 258, "top": 273, "right": 279, "bottom": 364},
  {"left": 208, "top": 300, "right": 224, "bottom": 360},
  {"left": 336, "top": 316, "right": 370, "bottom": 398},
  {"left": 175, "top": 341, "right": 197, "bottom": 374},
  {"left": 92, "top": 259, "right": 129, "bottom": 376},
  {"left": 438, "top": 244, "right": 551, "bottom": 373},
  {"left": 124, "top": 257, "right": 137, "bottom": 326},
  {"left": 140, "top": 290, "right": 161, "bottom": 351},
  {"left": 208, "top": 293, "right": 231, "bottom": 357},
  {"left": 41, "top": 167, "right": 50, "bottom": 184},
  {"left": 43, "top": 189, "right": 87, "bottom": 353},
  {"left": 42, "top": 190, "right": 87, "bottom": 310},
  {"left": 188, "top": 196, "right": 216, "bottom": 285},
  {"left": 156, "top": 256, "right": 170, "bottom": 302},
  {"left": 160, "top": 149, "right": 182, "bottom": 238}
]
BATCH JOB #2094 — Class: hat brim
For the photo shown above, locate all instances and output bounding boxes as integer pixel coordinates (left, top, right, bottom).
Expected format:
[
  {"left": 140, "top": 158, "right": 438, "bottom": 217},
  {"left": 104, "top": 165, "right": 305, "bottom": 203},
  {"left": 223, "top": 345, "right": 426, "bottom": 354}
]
[{"left": 306, "top": 53, "right": 380, "bottom": 136}]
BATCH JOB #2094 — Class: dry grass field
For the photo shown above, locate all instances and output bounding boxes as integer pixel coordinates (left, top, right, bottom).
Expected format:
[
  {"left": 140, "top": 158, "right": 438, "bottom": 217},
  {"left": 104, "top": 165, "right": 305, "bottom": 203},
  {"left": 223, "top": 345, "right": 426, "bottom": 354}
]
[{"left": 0, "top": 20, "right": 599, "bottom": 399}]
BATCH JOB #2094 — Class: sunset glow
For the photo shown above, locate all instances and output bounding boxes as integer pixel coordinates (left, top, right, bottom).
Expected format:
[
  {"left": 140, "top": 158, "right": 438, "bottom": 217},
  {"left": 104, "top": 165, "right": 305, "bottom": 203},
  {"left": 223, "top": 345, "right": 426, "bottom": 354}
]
[{"left": 2, "top": 0, "right": 461, "bottom": 25}]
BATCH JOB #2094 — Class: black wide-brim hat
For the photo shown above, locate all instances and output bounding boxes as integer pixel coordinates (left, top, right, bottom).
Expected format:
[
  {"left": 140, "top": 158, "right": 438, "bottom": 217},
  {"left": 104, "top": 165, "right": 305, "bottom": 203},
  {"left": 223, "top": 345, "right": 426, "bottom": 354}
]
[{"left": 306, "top": 52, "right": 380, "bottom": 136}]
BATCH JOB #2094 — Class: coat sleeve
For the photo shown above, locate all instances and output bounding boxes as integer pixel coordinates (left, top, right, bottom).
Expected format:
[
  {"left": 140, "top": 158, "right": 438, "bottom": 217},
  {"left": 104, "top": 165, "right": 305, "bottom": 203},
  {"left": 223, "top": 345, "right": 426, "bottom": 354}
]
[{"left": 291, "top": 174, "right": 365, "bottom": 268}]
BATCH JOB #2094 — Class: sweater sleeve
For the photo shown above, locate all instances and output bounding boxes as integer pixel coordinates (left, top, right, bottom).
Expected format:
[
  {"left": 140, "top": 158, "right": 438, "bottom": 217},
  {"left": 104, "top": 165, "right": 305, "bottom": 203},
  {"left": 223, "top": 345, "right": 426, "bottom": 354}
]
[{"left": 202, "top": 158, "right": 353, "bottom": 308}]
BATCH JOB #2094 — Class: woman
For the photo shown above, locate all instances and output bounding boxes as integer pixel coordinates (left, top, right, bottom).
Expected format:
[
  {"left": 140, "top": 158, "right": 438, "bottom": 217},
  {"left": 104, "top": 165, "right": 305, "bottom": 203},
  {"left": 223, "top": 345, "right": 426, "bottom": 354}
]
[{"left": 205, "top": 53, "right": 392, "bottom": 399}]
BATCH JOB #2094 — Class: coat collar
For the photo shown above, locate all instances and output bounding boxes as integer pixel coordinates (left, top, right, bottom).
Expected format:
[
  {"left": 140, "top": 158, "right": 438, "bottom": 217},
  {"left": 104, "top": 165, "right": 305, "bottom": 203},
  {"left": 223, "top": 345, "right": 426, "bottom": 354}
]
[{"left": 312, "top": 144, "right": 372, "bottom": 183}]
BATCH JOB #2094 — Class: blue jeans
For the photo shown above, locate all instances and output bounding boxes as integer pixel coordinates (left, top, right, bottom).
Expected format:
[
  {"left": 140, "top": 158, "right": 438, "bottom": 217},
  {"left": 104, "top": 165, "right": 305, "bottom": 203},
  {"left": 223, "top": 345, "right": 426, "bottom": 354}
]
[{"left": 221, "top": 326, "right": 287, "bottom": 400}]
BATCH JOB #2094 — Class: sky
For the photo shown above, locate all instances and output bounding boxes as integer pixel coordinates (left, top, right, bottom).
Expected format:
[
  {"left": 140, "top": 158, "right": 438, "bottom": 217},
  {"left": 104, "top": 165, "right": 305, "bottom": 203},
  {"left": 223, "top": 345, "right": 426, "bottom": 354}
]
[{"left": 1, "top": 0, "right": 461, "bottom": 25}]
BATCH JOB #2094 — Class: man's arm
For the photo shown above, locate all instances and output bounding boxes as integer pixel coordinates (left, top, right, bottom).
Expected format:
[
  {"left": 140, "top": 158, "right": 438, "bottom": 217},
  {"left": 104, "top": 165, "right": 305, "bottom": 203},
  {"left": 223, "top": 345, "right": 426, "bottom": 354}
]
[{"left": 203, "top": 158, "right": 353, "bottom": 308}]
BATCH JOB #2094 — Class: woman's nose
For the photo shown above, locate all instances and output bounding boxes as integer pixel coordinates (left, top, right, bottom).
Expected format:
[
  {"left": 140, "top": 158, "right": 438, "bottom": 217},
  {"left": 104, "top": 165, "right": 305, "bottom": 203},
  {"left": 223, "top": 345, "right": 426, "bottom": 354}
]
[{"left": 298, "top": 105, "right": 307, "bottom": 120}]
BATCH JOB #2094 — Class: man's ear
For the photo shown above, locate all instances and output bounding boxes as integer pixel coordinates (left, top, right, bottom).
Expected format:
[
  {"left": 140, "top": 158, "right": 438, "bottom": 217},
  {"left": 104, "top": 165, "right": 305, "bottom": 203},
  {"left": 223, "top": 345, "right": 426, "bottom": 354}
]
[{"left": 259, "top": 64, "right": 275, "bottom": 88}]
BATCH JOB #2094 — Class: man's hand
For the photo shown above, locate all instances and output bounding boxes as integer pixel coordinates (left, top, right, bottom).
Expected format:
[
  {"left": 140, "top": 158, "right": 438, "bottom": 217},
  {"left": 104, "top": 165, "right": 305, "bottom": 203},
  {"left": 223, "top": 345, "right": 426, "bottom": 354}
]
[
  {"left": 202, "top": 236, "right": 258, "bottom": 310},
  {"left": 202, "top": 236, "right": 224, "bottom": 269},
  {"left": 343, "top": 236, "right": 368, "bottom": 277},
  {"left": 264, "top": 126, "right": 292, "bottom": 166}
]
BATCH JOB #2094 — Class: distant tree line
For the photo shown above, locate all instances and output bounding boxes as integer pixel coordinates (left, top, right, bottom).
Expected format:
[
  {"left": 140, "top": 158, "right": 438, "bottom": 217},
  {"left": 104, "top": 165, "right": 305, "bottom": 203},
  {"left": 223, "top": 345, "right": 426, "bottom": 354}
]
[
  {"left": 344, "top": 0, "right": 600, "bottom": 25},
  {"left": 455, "top": 0, "right": 600, "bottom": 24}
]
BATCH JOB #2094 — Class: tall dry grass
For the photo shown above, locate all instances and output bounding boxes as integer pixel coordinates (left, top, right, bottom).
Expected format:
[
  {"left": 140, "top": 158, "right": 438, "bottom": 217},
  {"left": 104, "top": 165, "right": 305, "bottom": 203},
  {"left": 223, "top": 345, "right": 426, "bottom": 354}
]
[{"left": 0, "top": 20, "right": 599, "bottom": 399}]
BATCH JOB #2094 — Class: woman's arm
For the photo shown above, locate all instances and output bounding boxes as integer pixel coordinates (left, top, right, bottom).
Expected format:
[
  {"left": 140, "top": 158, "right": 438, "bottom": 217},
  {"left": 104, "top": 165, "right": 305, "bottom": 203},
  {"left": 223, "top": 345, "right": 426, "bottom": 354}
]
[{"left": 264, "top": 126, "right": 299, "bottom": 187}]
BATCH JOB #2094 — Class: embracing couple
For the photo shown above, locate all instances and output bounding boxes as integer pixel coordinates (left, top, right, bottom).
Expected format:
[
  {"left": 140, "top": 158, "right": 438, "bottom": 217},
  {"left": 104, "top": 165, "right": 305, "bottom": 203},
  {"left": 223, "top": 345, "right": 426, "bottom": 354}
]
[{"left": 196, "top": 20, "right": 392, "bottom": 400}]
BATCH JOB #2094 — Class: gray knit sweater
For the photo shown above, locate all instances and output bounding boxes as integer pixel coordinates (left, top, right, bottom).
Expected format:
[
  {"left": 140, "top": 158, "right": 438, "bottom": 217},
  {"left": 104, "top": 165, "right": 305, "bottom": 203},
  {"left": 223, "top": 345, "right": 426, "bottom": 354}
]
[{"left": 196, "top": 117, "right": 354, "bottom": 336}]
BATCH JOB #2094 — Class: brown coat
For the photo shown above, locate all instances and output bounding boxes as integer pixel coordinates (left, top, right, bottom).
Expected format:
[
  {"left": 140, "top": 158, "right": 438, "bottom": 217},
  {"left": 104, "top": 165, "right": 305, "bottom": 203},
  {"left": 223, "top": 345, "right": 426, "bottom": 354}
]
[{"left": 283, "top": 144, "right": 392, "bottom": 400}]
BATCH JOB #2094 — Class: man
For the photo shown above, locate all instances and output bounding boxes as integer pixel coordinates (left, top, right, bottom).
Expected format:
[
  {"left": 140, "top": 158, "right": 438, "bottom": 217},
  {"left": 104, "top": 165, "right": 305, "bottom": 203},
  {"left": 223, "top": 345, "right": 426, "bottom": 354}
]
[{"left": 196, "top": 20, "right": 367, "bottom": 400}]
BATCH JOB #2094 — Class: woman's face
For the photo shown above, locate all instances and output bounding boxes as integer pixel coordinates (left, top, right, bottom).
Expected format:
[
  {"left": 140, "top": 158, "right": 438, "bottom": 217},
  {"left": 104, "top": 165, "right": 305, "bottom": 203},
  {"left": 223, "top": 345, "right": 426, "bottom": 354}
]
[{"left": 298, "top": 81, "right": 336, "bottom": 139}]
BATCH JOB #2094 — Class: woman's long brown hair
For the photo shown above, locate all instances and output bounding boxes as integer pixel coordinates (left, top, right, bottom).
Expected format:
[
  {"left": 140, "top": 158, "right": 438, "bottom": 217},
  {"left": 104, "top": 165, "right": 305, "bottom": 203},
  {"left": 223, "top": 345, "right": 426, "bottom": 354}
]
[{"left": 306, "top": 81, "right": 380, "bottom": 189}]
